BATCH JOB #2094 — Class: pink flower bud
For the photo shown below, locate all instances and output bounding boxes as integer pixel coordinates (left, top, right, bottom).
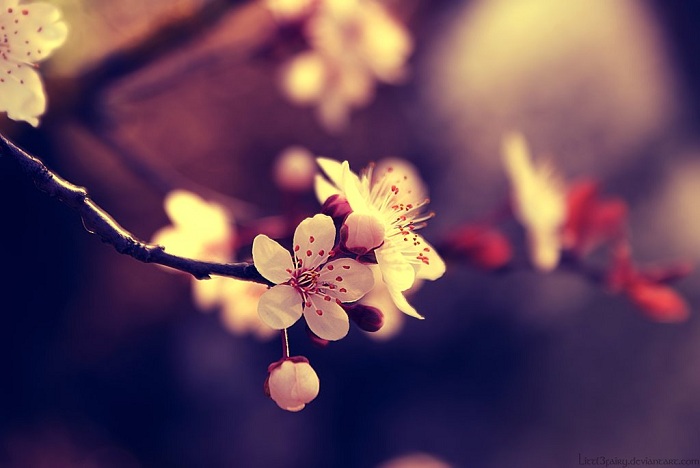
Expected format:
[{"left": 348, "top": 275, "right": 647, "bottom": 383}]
[
  {"left": 341, "top": 212, "right": 385, "bottom": 255},
  {"left": 321, "top": 194, "right": 352, "bottom": 220},
  {"left": 273, "top": 146, "right": 317, "bottom": 192},
  {"left": 264, "top": 357, "right": 320, "bottom": 412}
]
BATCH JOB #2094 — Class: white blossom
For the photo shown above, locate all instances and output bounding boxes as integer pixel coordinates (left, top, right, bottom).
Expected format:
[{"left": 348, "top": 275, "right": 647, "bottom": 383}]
[
  {"left": 502, "top": 132, "right": 566, "bottom": 272},
  {"left": 315, "top": 158, "right": 445, "bottom": 318},
  {"left": 0, "top": 0, "right": 68, "bottom": 126},
  {"left": 252, "top": 214, "right": 374, "bottom": 341}
]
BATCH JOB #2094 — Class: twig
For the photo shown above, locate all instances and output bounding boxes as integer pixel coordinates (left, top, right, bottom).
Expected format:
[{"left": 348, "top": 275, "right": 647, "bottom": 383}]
[{"left": 0, "top": 133, "right": 272, "bottom": 286}]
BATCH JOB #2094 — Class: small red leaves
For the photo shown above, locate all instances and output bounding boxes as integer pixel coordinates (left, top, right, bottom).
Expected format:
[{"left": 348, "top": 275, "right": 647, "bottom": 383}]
[
  {"left": 443, "top": 225, "right": 512, "bottom": 270},
  {"left": 625, "top": 280, "right": 689, "bottom": 323},
  {"left": 563, "top": 179, "right": 627, "bottom": 256}
]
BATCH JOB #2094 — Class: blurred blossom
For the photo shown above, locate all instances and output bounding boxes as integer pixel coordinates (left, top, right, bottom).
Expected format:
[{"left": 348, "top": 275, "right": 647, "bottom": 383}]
[
  {"left": 265, "top": 357, "right": 320, "bottom": 412},
  {"left": 315, "top": 157, "right": 445, "bottom": 319},
  {"left": 273, "top": 145, "right": 317, "bottom": 192},
  {"left": 0, "top": 0, "right": 68, "bottom": 126},
  {"left": 266, "top": 0, "right": 316, "bottom": 22},
  {"left": 425, "top": 0, "right": 676, "bottom": 213},
  {"left": 502, "top": 132, "right": 566, "bottom": 272},
  {"left": 152, "top": 190, "right": 273, "bottom": 338},
  {"left": 278, "top": 0, "right": 412, "bottom": 132},
  {"left": 378, "top": 452, "right": 453, "bottom": 468},
  {"left": 252, "top": 214, "right": 374, "bottom": 341}
]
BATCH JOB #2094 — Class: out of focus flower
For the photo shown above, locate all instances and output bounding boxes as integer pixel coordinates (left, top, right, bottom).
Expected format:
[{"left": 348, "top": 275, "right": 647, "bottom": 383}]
[
  {"left": 265, "top": 357, "right": 320, "bottom": 412},
  {"left": 502, "top": 132, "right": 566, "bottom": 272},
  {"left": 152, "top": 190, "right": 273, "bottom": 338},
  {"left": 315, "top": 157, "right": 445, "bottom": 319},
  {"left": 278, "top": 0, "right": 412, "bottom": 132},
  {"left": 273, "top": 145, "right": 317, "bottom": 192},
  {"left": 607, "top": 243, "right": 691, "bottom": 323},
  {"left": 266, "top": 0, "right": 316, "bottom": 22},
  {"left": 252, "top": 214, "right": 374, "bottom": 340},
  {"left": 0, "top": 1, "right": 68, "bottom": 126},
  {"left": 563, "top": 179, "right": 627, "bottom": 256}
]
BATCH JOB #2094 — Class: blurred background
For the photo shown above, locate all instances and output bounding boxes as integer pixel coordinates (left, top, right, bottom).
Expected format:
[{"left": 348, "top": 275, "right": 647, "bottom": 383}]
[{"left": 1, "top": 0, "right": 700, "bottom": 466}]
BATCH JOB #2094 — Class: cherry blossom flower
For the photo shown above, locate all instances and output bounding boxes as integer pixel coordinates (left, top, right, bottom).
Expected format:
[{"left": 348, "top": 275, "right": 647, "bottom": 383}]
[
  {"left": 277, "top": 0, "right": 412, "bottom": 132},
  {"left": 273, "top": 145, "right": 317, "bottom": 192},
  {"left": 502, "top": 132, "right": 566, "bottom": 272},
  {"left": 265, "top": 357, "right": 320, "bottom": 412},
  {"left": 0, "top": 1, "right": 68, "bottom": 126},
  {"left": 151, "top": 190, "right": 273, "bottom": 339},
  {"left": 252, "top": 214, "right": 374, "bottom": 340},
  {"left": 315, "top": 157, "right": 445, "bottom": 319}
]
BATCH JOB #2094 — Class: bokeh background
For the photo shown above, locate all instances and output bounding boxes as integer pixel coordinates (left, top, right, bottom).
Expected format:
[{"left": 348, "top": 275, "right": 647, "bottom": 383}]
[{"left": 1, "top": 0, "right": 700, "bottom": 466}]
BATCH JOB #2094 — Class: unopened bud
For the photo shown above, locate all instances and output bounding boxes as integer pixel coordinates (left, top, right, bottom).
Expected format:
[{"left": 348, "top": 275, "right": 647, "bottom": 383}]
[
  {"left": 265, "top": 356, "right": 320, "bottom": 412},
  {"left": 625, "top": 280, "right": 689, "bottom": 323},
  {"left": 345, "top": 303, "right": 384, "bottom": 332},
  {"left": 341, "top": 212, "right": 385, "bottom": 256},
  {"left": 321, "top": 194, "right": 352, "bottom": 220}
]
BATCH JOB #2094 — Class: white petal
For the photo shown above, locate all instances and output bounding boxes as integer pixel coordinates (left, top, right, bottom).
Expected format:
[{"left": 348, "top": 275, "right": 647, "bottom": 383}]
[
  {"left": 528, "top": 230, "right": 561, "bottom": 272},
  {"left": 0, "top": 62, "right": 44, "bottom": 126},
  {"left": 412, "top": 237, "right": 446, "bottom": 281},
  {"left": 252, "top": 235, "right": 294, "bottom": 284},
  {"left": 316, "top": 157, "right": 345, "bottom": 189},
  {"left": 375, "top": 243, "right": 415, "bottom": 292},
  {"left": 318, "top": 258, "right": 374, "bottom": 302},
  {"left": 292, "top": 214, "right": 335, "bottom": 270},
  {"left": 4, "top": 3, "right": 68, "bottom": 62},
  {"left": 257, "top": 284, "right": 303, "bottom": 329},
  {"left": 342, "top": 212, "right": 385, "bottom": 253},
  {"left": 341, "top": 161, "right": 371, "bottom": 213},
  {"left": 304, "top": 294, "right": 349, "bottom": 341},
  {"left": 387, "top": 287, "right": 424, "bottom": 319},
  {"left": 314, "top": 173, "right": 340, "bottom": 204}
]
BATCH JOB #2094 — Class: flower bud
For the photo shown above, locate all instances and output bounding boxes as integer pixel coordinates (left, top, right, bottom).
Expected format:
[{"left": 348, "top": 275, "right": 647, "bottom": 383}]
[
  {"left": 264, "top": 357, "right": 320, "bottom": 412},
  {"left": 341, "top": 212, "right": 385, "bottom": 256},
  {"left": 345, "top": 303, "right": 384, "bottom": 332},
  {"left": 320, "top": 194, "right": 352, "bottom": 220}
]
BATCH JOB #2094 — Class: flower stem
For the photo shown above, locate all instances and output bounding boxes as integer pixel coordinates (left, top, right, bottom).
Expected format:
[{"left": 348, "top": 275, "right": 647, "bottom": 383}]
[{"left": 281, "top": 329, "right": 290, "bottom": 359}]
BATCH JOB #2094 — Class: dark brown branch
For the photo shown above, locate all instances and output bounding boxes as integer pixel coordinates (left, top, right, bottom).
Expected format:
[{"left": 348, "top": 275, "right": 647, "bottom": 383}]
[{"left": 0, "top": 133, "right": 272, "bottom": 286}]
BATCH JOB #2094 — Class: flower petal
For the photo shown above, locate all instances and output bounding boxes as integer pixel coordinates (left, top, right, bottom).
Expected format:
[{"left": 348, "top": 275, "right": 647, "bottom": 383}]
[
  {"left": 341, "top": 161, "right": 371, "bottom": 213},
  {"left": 292, "top": 214, "right": 336, "bottom": 270},
  {"left": 318, "top": 258, "right": 374, "bottom": 302},
  {"left": 314, "top": 173, "right": 340, "bottom": 203},
  {"left": 258, "top": 284, "right": 303, "bottom": 329},
  {"left": 268, "top": 360, "right": 320, "bottom": 412},
  {"left": 387, "top": 287, "right": 424, "bottom": 319},
  {"left": 0, "top": 62, "right": 44, "bottom": 126},
  {"left": 375, "top": 243, "right": 415, "bottom": 292},
  {"left": 252, "top": 235, "right": 294, "bottom": 284},
  {"left": 304, "top": 294, "right": 349, "bottom": 341},
  {"left": 412, "top": 238, "right": 446, "bottom": 281},
  {"left": 4, "top": 2, "right": 68, "bottom": 62},
  {"left": 316, "top": 157, "right": 345, "bottom": 189}
]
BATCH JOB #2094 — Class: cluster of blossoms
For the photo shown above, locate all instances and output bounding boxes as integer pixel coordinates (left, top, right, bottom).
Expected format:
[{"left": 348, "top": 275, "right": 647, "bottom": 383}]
[
  {"left": 0, "top": 0, "right": 67, "bottom": 126},
  {"left": 252, "top": 157, "right": 445, "bottom": 410},
  {"left": 266, "top": 0, "right": 412, "bottom": 132}
]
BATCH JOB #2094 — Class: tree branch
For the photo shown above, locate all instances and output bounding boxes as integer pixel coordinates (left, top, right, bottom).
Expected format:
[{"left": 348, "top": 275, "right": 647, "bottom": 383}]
[{"left": 0, "top": 133, "right": 272, "bottom": 286}]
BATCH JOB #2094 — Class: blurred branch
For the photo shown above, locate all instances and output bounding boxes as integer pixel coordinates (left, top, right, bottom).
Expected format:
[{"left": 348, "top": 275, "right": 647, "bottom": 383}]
[{"left": 0, "top": 133, "right": 272, "bottom": 286}]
